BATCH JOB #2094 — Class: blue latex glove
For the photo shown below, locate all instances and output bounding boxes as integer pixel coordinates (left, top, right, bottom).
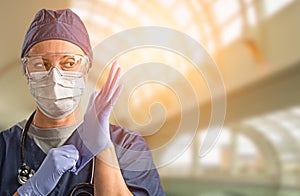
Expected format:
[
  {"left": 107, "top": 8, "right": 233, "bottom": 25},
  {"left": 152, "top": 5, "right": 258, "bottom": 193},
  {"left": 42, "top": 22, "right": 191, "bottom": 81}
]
[
  {"left": 17, "top": 145, "right": 79, "bottom": 196},
  {"left": 74, "top": 61, "right": 123, "bottom": 171}
]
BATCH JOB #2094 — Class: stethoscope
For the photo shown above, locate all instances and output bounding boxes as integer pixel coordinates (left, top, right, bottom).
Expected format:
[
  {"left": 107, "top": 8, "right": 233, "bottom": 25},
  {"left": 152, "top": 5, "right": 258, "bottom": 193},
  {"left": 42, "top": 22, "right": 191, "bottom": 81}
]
[{"left": 18, "top": 111, "right": 94, "bottom": 195}]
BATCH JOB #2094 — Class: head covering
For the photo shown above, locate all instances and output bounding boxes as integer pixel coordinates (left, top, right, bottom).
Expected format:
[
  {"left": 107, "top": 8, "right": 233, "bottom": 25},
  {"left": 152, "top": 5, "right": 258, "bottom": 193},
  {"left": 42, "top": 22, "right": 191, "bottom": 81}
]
[{"left": 21, "top": 8, "right": 93, "bottom": 61}]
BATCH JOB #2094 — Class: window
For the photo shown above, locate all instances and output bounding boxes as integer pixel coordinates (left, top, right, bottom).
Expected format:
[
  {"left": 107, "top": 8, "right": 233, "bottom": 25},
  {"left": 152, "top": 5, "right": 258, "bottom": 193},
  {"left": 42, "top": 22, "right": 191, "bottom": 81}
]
[{"left": 263, "top": 0, "right": 295, "bottom": 18}]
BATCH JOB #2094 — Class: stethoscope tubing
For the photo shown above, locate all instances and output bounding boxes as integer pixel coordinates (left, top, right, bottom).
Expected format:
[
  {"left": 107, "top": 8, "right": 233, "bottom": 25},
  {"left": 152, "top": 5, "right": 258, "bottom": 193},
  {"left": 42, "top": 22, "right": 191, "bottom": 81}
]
[{"left": 19, "top": 110, "right": 94, "bottom": 195}]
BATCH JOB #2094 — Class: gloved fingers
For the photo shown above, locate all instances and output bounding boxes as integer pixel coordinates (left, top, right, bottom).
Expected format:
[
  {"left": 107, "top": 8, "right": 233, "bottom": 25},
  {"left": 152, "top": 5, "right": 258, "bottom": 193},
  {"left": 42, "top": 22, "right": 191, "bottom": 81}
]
[
  {"left": 107, "top": 66, "right": 122, "bottom": 100},
  {"left": 102, "top": 84, "right": 124, "bottom": 111},
  {"left": 110, "top": 84, "right": 124, "bottom": 107},
  {"left": 95, "top": 82, "right": 123, "bottom": 118},
  {"left": 101, "top": 60, "right": 119, "bottom": 97},
  {"left": 97, "top": 69, "right": 121, "bottom": 107},
  {"left": 40, "top": 145, "right": 80, "bottom": 176},
  {"left": 69, "top": 160, "right": 78, "bottom": 173},
  {"left": 60, "top": 159, "right": 78, "bottom": 175},
  {"left": 49, "top": 145, "right": 80, "bottom": 162},
  {"left": 64, "top": 147, "right": 80, "bottom": 162},
  {"left": 86, "top": 91, "right": 98, "bottom": 111},
  {"left": 96, "top": 61, "right": 122, "bottom": 105},
  {"left": 98, "top": 82, "right": 123, "bottom": 113},
  {"left": 84, "top": 61, "right": 122, "bottom": 121},
  {"left": 56, "top": 145, "right": 79, "bottom": 174}
]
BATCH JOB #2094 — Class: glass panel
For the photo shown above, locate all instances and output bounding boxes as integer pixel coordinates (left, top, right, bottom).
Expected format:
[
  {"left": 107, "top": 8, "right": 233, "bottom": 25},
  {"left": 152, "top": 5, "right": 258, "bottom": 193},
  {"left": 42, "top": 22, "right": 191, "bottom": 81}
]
[
  {"left": 263, "top": 0, "right": 295, "bottom": 18},
  {"left": 237, "top": 136, "right": 265, "bottom": 175},
  {"left": 212, "top": 0, "right": 240, "bottom": 25},
  {"left": 247, "top": 5, "right": 257, "bottom": 26},
  {"left": 221, "top": 17, "right": 243, "bottom": 45},
  {"left": 200, "top": 128, "right": 231, "bottom": 171},
  {"left": 172, "top": 3, "right": 192, "bottom": 27}
]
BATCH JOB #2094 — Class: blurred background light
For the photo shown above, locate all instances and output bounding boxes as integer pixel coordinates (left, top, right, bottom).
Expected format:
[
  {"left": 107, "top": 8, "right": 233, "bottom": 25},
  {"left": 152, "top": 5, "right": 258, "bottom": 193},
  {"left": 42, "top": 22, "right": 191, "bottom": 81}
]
[{"left": 1, "top": 0, "right": 300, "bottom": 195}]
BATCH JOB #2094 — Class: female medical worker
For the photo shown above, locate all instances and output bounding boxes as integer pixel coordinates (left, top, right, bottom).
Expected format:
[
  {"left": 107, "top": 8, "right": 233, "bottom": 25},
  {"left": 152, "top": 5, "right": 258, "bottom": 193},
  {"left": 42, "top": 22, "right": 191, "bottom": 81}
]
[{"left": 0, "top": 8, "right": 165, "bottom": 196}]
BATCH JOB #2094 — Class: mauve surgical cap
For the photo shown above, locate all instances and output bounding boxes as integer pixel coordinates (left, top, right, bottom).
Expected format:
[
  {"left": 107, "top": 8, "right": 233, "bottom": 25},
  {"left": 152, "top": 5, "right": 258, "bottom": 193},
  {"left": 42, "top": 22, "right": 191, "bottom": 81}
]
[{"left": 21, "top": 8, "right": 93, "bottom": 60}]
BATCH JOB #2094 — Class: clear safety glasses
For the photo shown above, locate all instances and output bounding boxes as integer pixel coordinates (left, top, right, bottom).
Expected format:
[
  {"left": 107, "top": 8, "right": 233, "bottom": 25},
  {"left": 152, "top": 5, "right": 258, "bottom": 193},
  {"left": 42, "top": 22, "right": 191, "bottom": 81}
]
[{"left": 21, "top": 54, "right": 90, "bottom": 80}]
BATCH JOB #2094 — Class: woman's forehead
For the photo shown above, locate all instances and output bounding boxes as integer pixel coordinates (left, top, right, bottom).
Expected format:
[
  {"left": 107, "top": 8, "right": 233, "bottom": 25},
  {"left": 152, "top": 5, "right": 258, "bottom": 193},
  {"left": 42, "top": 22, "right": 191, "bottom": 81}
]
[{"left": 27, "top": 40, "right": 85, "bottom": 55}]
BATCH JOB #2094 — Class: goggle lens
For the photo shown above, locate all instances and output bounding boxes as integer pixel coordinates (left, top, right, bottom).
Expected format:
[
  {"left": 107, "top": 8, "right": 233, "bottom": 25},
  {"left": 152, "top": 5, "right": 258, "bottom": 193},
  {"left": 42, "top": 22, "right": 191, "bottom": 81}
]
[{"left": 21, "top": 54, "right": 89, "bottom": 79}]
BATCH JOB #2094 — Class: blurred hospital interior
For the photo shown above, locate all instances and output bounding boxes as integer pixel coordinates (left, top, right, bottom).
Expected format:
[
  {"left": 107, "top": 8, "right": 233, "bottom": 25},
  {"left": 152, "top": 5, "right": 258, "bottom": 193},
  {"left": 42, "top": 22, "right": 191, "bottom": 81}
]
[{"left": 0, "top": 0, "right": 300, "bottom": 195}]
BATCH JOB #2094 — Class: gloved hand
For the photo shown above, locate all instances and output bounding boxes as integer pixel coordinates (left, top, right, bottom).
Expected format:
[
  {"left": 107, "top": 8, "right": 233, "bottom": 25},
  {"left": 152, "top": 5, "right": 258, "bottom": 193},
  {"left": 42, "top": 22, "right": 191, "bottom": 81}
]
[
  {"left": 76, "top": 61, "right": 123, "bottom": 166},
  {"left": 17, "top": 145, "right": 79, "bottom": 196}
]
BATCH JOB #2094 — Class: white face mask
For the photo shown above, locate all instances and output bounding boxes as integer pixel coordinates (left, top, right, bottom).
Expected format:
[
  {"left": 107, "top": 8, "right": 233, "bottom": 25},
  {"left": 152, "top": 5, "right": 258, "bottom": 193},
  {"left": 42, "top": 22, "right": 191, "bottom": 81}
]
[{"left": 28, "top": 67, "right": 85, "bottom": 119}]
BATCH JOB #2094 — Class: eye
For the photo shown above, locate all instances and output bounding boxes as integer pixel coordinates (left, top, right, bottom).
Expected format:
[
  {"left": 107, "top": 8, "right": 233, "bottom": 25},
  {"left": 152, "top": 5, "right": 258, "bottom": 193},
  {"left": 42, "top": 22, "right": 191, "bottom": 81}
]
[
  {"left": 61, "top": 57, "right": 77, "bottom": 68},
  {"left": 33, "top": 62, "right": 44, "bottom": 69},
  {"left": 64, "top": 61, "right": 76, "bottom": 67},
  {"left": 61, "top": 56, "right": 84, "bottom": 71},
  {"left": 28, "top": 58, "right": 47, "bottom": 71}
]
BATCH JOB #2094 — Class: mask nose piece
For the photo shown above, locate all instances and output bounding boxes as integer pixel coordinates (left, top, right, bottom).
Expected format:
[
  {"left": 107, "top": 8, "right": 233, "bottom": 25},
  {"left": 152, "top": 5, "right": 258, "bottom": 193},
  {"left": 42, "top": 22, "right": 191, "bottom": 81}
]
[
  {"left": 48, "top": 67, "right": 64, "bottom": 82},
  {"left": 51, "top": 66, "right": 63, "bottom": 75}
]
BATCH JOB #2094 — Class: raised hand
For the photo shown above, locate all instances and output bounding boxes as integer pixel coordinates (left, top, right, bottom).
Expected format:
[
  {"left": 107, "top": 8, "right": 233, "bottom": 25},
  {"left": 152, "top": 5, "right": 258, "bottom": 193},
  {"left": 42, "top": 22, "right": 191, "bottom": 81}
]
[{"left": 78, "top": 61, "right": 123, "bottom": 158}]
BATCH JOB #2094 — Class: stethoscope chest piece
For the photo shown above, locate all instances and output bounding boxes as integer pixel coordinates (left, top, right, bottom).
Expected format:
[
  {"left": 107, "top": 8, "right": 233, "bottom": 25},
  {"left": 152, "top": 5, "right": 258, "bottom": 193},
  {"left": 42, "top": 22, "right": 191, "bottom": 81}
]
[
  {"left": 18, "top": 163, "right": 35, "bottom": 185},
  {"left": 18, "top": 111, "right": 36, "bottom": 185}
]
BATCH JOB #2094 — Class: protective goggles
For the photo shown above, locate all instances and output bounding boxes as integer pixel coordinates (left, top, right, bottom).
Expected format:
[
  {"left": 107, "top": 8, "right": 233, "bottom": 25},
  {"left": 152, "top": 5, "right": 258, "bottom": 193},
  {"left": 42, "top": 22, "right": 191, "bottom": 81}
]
[{"left": 21, "top": 54, "right": 90, "bottom": 79}]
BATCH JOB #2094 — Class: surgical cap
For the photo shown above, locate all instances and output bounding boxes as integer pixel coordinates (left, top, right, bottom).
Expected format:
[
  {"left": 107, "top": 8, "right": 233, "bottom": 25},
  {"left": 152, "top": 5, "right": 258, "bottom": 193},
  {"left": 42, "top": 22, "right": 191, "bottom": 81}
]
[{"left": 21, "top": 8, "right": 93, "bottom": 61}]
